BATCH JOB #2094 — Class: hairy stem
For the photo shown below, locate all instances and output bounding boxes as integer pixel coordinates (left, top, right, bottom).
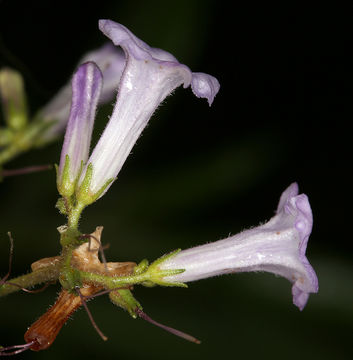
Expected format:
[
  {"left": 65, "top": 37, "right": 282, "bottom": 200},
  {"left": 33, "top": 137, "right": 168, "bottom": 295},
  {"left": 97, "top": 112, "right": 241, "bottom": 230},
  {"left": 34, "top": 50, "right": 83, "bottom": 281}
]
[
  {"left": 0, "top": 261, "right": 61, "bottom": 297},
  {"left": 67, "top": 202, "right": 86, "bottom": 230},
  {"left": 79, "top": 271, "right": 147, "bottom": 289}
]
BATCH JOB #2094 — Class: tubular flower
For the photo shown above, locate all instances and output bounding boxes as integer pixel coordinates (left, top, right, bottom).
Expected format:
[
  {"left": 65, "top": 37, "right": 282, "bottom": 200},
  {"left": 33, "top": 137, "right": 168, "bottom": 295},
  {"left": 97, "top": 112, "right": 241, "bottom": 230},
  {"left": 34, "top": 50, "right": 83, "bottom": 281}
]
[
  {"left": 160, "top": 183, "right": 319, "bottom": 310},
  {"left": 76, "top": 19, "right": 220, "bottom": 201},
  {"left": 57, "top": 62, "right": 102, "bottom": 197},
  {"left": 37, "top": 43, "right": 125, "bottom": 144}
]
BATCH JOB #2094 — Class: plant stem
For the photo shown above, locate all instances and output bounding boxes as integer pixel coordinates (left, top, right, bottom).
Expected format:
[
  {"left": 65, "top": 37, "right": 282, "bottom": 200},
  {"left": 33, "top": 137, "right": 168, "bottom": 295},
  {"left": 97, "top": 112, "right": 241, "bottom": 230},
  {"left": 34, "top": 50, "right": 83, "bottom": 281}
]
[
  {"left": 0, "top": 164, "right": 52, "bottom": 177},
  {"left": 79, "top": 271, "right": 148, "bottom": 289},
  {"left": 0, "top": 261, "right": 61, "bottom": 297},
  {"left": 67, "top": 202, "right": 86, "bottom": 230}
]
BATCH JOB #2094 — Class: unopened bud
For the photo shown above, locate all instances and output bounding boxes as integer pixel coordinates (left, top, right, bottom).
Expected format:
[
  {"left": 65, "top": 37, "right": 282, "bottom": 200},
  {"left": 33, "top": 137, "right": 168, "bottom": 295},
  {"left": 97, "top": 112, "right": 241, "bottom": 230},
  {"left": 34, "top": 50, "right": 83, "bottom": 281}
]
[{"left": 0, "top": 68, "right": 28, "bottom": 130}]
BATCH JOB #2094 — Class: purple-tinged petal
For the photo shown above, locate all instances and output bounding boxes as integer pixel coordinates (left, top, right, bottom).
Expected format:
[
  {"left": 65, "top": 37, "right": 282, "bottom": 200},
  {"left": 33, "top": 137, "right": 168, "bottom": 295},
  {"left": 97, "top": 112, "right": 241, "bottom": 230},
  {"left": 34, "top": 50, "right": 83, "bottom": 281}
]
[
  {"left": 79, "top": 43, "right": 125, "bottom": 103},
  {"left": 160, "top": 183, "right": 318, "bottom": 310},
  {"left": 77, "top": 20, "right": 220, "bottom": 197},
  {"left": 291, "top": 193, "right": 319, "bottom": 310},
  {"left": 57, "top": 62, "right": 102, "bottom": 189},
  {"left": 99, "top": 20, "right": 181, "bottom": 64},
  {"left": 191, "top": 72, "right": 220, "bottom": 106},
  {"left": 36, "top": 43, "right": 125, "bottom": 143},
  {"left": 99, "top": 20, "right": 220, "bottom": 101}
]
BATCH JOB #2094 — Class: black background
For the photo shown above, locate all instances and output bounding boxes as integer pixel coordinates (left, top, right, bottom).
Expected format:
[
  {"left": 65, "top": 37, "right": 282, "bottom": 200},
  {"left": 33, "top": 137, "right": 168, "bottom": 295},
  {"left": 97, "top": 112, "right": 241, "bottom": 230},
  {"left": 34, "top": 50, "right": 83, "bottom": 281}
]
[{"left": 0, "top": 1, "right": 352, "bottom": 359}]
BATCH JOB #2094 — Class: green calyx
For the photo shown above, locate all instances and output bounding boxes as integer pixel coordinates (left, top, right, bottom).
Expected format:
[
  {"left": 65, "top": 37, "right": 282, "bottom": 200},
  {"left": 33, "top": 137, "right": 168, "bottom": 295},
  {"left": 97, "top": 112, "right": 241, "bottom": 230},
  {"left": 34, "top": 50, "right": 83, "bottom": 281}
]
[
  {"left": 133, "top": 259, "right": 149, "bottom": 275},
  {"left": 54, "top": 156, "right": 117, "bottom": 229},
  {"left": 55, "top": 197, "right": 67, "bottom": 215},
  {"left": 110, "top": 289, "right": 142, "bottom": 319},
  {"left": 75, "top": 162, "right": 93, "bottom": 204},
  {"left": 56, "top": 155, "right": 75, "bottom": 197},
  {"left": 77, "top": 250, "right": 186, "bottom": 291},
  {"left": 140, "top": 249, "right": 187, "bottom": 288},
  {"left": 55, "top": 157, "right": 109, "bottom": 229},
  {"left": 75, "top": 163, "right": 114, "bottom": 206}
]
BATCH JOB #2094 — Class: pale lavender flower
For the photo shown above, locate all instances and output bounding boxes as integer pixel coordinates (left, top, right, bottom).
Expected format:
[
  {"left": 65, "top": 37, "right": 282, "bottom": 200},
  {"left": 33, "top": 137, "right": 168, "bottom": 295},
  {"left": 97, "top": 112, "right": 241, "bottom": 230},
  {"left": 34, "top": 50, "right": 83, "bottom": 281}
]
[
  {"left": 160, "top": 183, "right": 319, "bottom": 310},
  {"left": 57, "top": 62, "right": 102, "bottom": 194},
  {"left": 36, "top": 43, "right": 125, "bottom": 144},
  {"left": 77, "top": 19, "right": 220, "bottom": 198}
]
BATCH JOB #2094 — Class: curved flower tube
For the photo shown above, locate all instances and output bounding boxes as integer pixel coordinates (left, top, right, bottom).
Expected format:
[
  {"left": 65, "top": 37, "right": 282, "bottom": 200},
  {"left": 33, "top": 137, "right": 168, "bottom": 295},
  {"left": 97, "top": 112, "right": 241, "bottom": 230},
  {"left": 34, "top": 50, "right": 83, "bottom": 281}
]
[
  {"left": 160, "top": 183, "right": 319, "bottom": 310},
  {"left": 57, "top": 62, "right": 102, "bottom": 196},
  {"left": 77, "top": 19, "right": 220, "bottom": 199},
  {"left": 36, "top": 43, "right": 125, "bottom": 144}
]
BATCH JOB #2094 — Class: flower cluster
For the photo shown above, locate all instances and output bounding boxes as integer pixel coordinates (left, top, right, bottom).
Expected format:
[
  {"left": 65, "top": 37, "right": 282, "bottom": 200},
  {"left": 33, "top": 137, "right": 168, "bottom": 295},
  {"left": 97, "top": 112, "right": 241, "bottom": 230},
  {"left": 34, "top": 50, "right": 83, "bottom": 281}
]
[
  {"left": 57, "top": 19, "right": 317, "bottom": 310},
  {"left": 57, "top": 19, "right": 220, "bottom": 204},
  {"left": 0, "top": 17, "right": 319, "bottom": 357}
]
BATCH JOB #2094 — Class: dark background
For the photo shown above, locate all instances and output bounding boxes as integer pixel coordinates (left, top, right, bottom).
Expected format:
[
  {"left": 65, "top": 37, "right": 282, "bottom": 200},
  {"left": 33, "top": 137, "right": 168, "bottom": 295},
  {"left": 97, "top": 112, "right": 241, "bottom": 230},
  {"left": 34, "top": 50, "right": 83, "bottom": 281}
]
[{"left": 0, "top": 1, "right": 352, "bottom": 359}]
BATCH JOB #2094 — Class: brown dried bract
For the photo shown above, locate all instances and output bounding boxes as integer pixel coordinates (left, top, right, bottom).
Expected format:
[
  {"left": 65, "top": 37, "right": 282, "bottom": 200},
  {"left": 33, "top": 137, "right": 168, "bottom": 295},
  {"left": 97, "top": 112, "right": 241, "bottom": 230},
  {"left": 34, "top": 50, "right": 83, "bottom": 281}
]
[
  {"left": 24, "top": 287, "right": 97, "bottom": 351},
  {"left": 24, "top": 226, "right": 136, "bottom": 351},
  {"left": 72, "top": 226, "right": 136, "bottom": 276},
  {"left": 31, "top": 256, "right": 61, "bottom": 272}
]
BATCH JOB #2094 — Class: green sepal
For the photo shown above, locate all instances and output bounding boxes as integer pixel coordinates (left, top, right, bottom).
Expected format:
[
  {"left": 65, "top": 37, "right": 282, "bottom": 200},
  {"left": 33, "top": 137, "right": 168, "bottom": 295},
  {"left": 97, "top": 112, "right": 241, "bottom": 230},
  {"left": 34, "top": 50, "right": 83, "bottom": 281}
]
[
  {"left": 55, "top": 197, "right": 67, "bottom": 215},
  {"left": 109, "top": 289, "right": 142, "bottom": 319},
  {"left": 140, "top": 280, "right": 157, "bottom": 287},
  {"left": 91, "top": 178, "right": 114, "bottom": 202},
  {"left": 143, "top": 249, "right": 188, "bottom": 288},
  {"left": 57, "top": 155, "right": 75, "bottom": 197},
  {"left": 134, "top": 259, "right": 149, "bottom": 275},
  {"left": 76, "top": 162, "right": 114, "bottom": 206},
  {"left": 75, "top": 163, "right": 93, "bottom": 205}
]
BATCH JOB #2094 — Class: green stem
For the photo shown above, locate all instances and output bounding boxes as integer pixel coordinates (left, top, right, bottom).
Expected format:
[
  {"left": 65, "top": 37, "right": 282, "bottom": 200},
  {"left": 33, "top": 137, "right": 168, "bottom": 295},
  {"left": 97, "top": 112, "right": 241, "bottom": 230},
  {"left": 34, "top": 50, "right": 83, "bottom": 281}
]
[
  {"left": 67, "top": 202, "right": 86, "bottom": 230},
  {"left": 0, "top": 261, "right": 61, "bottom": 297},
  {"left": 57, "top": 227, "right": 80, "bottom": 290},
  {"left": 61, "top": 246, "right": 74, "bottom": 271},
  {"left": 79, "top": 271, "right": 148, "bottom": 289}
]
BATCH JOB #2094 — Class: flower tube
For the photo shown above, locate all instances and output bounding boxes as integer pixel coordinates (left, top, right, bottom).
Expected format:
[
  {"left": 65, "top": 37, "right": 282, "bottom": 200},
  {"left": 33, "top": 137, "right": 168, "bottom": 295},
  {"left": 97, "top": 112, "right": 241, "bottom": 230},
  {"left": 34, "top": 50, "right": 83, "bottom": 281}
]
[
  {"left": 77, "top": 19, "right": 220, "bottom": 201},
  {"left": 57, "top": 62, "right": 102, "bottom": 197},
  {"left": 160, "top": 183, "right": 319, "bottom": 310}
]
